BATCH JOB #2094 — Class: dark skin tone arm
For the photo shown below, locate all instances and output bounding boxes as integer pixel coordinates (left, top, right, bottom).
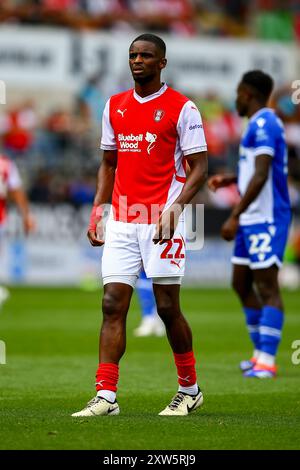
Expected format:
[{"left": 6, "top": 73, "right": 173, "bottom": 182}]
[
  {"left": 221, "top": 154, "right": 271, "bottom": 241},
  {"left": 153, "top": 151, "right": 208, "bottom": 244},
  {"left": 208, "top": 173, "right": 237, "bottom": 191},
  {"left": 87, "top": 150, "right": 117, "bottom": 247}
]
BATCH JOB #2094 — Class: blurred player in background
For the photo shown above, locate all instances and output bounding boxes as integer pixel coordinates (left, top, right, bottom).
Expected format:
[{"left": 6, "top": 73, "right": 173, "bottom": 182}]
[
  {"left": 134, "top": 268, "right": 165, "bottom": 337},
  {"left": 72, "top": 33, "right": 207, "bottom": 417},
  {"left": 208, "top": 70, "right": 291, "bottom": 378},
  {"left": 0, "top": 153, "right": 35, "bottom": 308}
]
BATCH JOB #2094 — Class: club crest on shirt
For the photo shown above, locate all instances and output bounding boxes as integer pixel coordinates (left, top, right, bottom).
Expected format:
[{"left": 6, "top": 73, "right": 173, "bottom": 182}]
[{"left": 153, "top": 109, "right": 165, "bottom": 122}]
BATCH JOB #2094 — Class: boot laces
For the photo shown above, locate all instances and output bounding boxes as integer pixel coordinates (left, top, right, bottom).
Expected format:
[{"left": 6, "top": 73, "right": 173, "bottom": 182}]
[{"left": 168, "top": 392, "right": 185, "bottom": 410}]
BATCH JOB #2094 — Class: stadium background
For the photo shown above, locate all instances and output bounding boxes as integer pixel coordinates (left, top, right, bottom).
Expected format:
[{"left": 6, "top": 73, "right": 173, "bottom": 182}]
[
  {"left": 1, "top": 0, "right": 300, "bottom": 287},
  {"left": 1, "top": 0, "right": 300, "bottom": 451}
]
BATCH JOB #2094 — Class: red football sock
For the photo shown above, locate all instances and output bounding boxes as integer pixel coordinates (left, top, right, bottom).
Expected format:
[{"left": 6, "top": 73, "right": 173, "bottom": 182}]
[
  {"left": 95, "top": 363, "right": 119, "bottom": 392},
  {"left": 174, "top": 351, "right": 197, "bottom": 387}
]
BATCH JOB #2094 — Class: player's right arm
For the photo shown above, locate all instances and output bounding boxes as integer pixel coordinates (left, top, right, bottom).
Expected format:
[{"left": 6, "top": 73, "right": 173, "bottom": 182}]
[
  {"left": 207, "top": 174, "right": 237, "bottom": 192},
  {"left": 88, "top": 98, "right": 117, "bottom": 247},
  {"left": 87, "top": 149, "right": 117, "bottom": 247}
]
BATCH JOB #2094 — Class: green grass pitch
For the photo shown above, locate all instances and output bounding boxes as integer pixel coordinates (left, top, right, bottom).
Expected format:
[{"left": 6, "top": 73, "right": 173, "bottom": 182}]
[{"left": 0, "top": 287, "right": 299, "bottom": 450}]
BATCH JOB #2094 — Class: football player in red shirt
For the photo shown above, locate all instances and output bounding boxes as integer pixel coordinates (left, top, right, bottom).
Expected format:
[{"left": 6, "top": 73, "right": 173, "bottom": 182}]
[{"left": 72, "top": 34, "right": 208, "bottom": 417}]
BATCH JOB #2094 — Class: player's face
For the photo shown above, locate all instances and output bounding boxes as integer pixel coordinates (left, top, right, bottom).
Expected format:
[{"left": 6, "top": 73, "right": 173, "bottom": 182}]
[
  {"left": 236, "top": 83, "right": 250, "bottom": 117},
  {"left": 129, "top": 41, "right": 166, "bottom": 84}
]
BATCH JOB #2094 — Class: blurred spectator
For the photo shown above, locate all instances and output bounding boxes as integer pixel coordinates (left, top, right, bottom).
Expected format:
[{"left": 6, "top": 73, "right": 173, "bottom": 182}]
[
  {"left": 29, "top": 169, "right": 52, "bottom": 203},
  {"left": 82, "top": 0, "right": 126, "bottom": 15},
  {"left": 194, "top": 93, "right": 241, "bottom": 174},
  {"left": 0, "top": 85, "right": 297, "bottom": 211},
  {"left": 78, "top": 74, "right": 106, "bottom": 127},
  {"left": 130, "top": 0, "right": 196, "bottom": 35},
  {"left": 45, "top": 109, "right": 73, "bottom": 152},
  {"left": 69, "top": 175, "right": 95, "bottom": 206},
  {"left": 218, "top": 0, "right": 249, "bottom": 21},
  {"left": 1, "top": 0, "right": 299, "bottom": 37},
  {"left": 42, "top": 0, "right": 78, "bottom": 11},
  {"left": 0, "top": 100, "right": 37, "bottom": 158}
]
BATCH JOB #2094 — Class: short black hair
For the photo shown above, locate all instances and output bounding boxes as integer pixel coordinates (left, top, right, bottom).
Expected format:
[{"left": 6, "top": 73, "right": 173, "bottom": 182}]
[
  {"left": 130, "top": 33, "right": 166, "bottom": 57},
  {"left": 241, "top": 70, "right": 274, "bottom": 102}
]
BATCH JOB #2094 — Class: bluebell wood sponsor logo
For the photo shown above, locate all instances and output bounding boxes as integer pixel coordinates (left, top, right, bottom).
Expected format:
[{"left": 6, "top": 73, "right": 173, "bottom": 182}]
[
  {"left": 118, "top": 133, "right": 143, "bottom": 151},
  {"left": 118, "top": 132, "right": 157, "bottom": 153}
]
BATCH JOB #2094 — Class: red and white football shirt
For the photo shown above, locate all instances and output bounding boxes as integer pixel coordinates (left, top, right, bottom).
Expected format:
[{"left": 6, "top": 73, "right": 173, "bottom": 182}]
[
  {"left": 0, "top": 154, "right": 22, "bottom": 225},
  {"left": 101, "top": 83, "right": 207, "bottom": 223}
]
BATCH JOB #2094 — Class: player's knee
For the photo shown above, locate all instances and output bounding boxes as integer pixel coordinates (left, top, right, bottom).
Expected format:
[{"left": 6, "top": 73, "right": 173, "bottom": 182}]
[
  {"left": 102, "top": 292, "right": 127, "bottom": 318},
  {"left": 232, "top": 277, "right": 239, "bottom": 294},
  {"left": 256, "top": 281, "right": 278, "bottom": 306},
  {"left": 232, "top": 278, "right": 247, "bottom": 300},
  {"left": 156, "top": 300, "right": 176, "bottom": 325}
]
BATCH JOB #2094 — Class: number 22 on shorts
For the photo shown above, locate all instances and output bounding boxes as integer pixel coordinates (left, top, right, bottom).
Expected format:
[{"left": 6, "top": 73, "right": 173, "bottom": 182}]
[{"left": 160, "top": 238, "right": 185, "bottom": 259}]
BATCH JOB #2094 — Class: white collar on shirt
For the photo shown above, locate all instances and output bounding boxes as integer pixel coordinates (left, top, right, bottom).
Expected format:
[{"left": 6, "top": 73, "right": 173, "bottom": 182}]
[{"left": 133, "top": 83, "right": 168, "bottom": 103}]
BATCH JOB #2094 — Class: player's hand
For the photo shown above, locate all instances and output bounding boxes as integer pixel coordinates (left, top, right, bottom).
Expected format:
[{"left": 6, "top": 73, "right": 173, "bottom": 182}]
[
  {"left": 207, "top": 175, "right": 227, "bottom": 192},
  {"left": 221, "top": 215, "right": 239, "bottom": 241},
  {"left": 87, "top": 205, "right": 105, "bottom": 246},
  {"left": 87, "top": 220, "right": 105, "bottom": 246},
  {"left": 23, "top": 214, "right": 36, "bottom": 235},
  {"left": 153, "top": 206, "right": 181, "bottom": 245}
]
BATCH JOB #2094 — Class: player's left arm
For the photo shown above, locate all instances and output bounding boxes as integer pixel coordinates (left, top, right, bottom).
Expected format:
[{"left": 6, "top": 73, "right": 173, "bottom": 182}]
[
  {"left": 153, "top": 100, "right": 208, "bottom": 244},
  {"left": 221, "top": 154, "right": 271, "bottom": 241},
  {"left": 175, "top": 99, "right": 208, "bottom": 206},
  {"left": 174, "top": 152, "right": 208, "bottom": 208}
]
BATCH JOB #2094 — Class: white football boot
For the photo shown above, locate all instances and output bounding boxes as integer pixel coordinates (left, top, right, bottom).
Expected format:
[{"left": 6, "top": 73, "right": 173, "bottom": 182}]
[
  {"left": 71, "top": 396, "right": 120, "bottom": 417},
  {"left": 159, "top": 388, "right": 203, "bottom": 416},
  {"left": 239, "top": 358, "right": 256, "bottom": 373},
  {"left": 133, "top": 315, "right": 165, "bottom": 337}
]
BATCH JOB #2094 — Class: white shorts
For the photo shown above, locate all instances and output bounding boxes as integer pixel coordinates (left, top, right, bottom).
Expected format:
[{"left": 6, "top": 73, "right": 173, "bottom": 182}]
[{"left": 101, "top": 218, "right": 186, "bottom": 285}]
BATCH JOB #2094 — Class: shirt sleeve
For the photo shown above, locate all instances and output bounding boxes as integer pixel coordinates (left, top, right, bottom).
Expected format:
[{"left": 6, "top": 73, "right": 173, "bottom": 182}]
[
  {"left": 8, "top": 161, "right": 22, "bottom": 190},
  {"left": 177, "top": 101, "right": 207, "bottom": 156},
  {"left": 252, "top": 118, "right": 276, "bottom": 158},
  {"left": 100, "top": 99, "right": 117, "bottom": 151}
]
